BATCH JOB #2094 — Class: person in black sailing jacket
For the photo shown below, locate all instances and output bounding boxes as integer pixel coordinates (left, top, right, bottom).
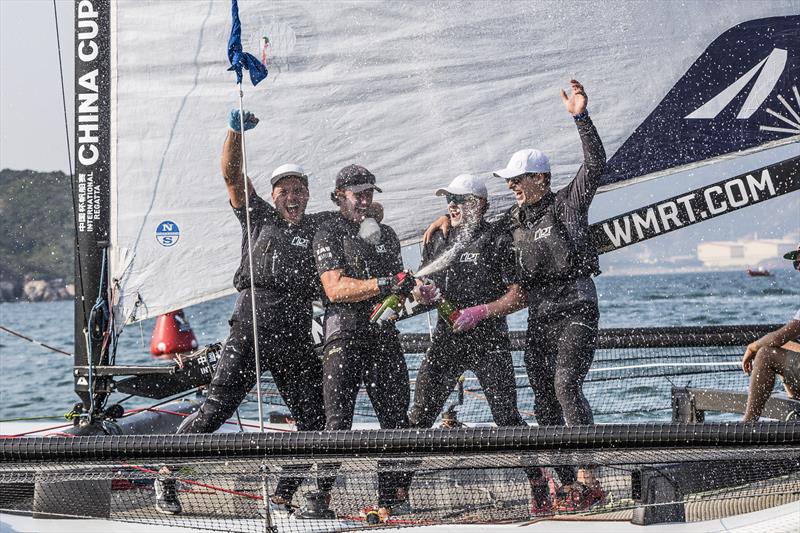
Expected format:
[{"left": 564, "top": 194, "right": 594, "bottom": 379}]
[
  {"left": 409, "top": 174, "right": 524, "bottom": 431},
  {"left": 167, "top": 110, "right": 380, "bottom": 516},
  {"left": 423, "top": 80, "right": 607, "bottom": 512},
  {"left": 313, "top": 164, "right": 415, "bottom": 523},
  {"left": 409, "top": 174, "right": 553, "bottom": 515}
]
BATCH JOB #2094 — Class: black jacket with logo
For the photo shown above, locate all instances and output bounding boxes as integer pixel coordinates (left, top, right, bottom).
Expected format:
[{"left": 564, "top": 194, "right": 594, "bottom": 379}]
[
  {"left": 502, "top": 116, "right": 606, "bottom": 317},
  {"left": 231, "top": 194, "right": 334, "bottom": 329},
  {"left": 421, "top": 220, "right": 514, "bottom": 345},
  {"left": 313, "top": 215, "right": 404, "bottom": 343}
]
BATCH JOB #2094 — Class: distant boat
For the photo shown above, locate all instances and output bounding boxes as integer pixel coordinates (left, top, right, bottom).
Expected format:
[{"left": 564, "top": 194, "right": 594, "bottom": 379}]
[{"left": 747, "top": 267, "right": 773, "bottom": 277}]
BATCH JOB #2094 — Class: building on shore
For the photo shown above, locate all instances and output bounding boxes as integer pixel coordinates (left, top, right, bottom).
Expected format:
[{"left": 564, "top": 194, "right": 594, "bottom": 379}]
[{"left": 697, "top": 238, "right": 796, "bottom": 269}]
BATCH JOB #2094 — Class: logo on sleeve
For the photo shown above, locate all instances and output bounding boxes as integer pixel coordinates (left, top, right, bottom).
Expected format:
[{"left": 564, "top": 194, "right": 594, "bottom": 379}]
[
  {"left": 375, "top": 244, "right": 387, "bottom": 253},
  {"left": 316, "top": 246, "right": 332, "bottom": 261}
]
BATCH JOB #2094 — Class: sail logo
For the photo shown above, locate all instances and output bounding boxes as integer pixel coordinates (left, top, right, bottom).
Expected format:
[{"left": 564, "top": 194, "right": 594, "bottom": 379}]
[
  {"left": 155, "top": 220, "right": 180, "bottom": 247},
  {"left": 685, "top": 48, "right": 787, "bottom": 121}
]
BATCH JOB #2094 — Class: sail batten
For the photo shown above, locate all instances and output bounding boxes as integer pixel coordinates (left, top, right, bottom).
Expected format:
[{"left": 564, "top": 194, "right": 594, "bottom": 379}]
[{"left": 104, "top": 1, "right": 799, "bottom": 325}]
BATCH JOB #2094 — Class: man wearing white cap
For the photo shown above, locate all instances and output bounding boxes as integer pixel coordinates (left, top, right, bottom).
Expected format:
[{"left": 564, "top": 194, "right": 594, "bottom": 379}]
[
  {"left": 410, "top": 173, "right": 526, "bottom": 432},
  {"left": 409, "top": 173, "right": 550, "bottom": 511},
  {"left": 173, "top": 110, "right": 381, "bottom": 516},
  {"left": 423, "top": 80, "right": 607, "bottom": 512}
]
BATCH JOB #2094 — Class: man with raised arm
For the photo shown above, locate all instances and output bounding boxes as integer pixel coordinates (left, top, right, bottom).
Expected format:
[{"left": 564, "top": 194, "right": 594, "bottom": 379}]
[
  {"left": 166, "top": 110, "right": 374, "bottom": 516},
  {"left": 423, "top": 80, "right": 607, "bottom": 512},
  {"left": 313, "top": 164, "right": 415, "bottom": 523},
  {"left": 742, "top": 245, "right": 800, "bottom": 421}
]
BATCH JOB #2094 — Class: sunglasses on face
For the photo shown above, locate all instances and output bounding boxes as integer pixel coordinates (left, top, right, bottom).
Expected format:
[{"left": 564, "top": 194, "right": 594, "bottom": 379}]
[
  {"left": 445, "top": 193, "right": 472, "bottom": 204},
  {"left": 505, "top": 175, "right": 525, "bottom": 186}
]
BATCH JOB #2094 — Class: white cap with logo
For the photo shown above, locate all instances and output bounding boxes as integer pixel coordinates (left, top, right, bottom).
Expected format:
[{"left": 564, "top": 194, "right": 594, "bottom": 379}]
[
  {"left": 435, "top": 174, "right": 488, "bottom": 199},
  {"left": 270, "top": 163, "right": 308, "bottom": 186},
  {"left": 493, "top": 149, "right": 551, "bottom": 179}
]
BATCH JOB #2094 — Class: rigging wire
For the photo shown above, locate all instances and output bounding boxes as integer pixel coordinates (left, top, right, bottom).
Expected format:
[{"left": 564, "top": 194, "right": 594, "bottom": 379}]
[
  {"left": 236, "top": 84, "right": 266, "bottom": 432},
  {"left": 0, "top": 325, "right": 72, "bottom": 356},
  {"left": 51, "top": 0, "right": 88, "bottom": 323}
]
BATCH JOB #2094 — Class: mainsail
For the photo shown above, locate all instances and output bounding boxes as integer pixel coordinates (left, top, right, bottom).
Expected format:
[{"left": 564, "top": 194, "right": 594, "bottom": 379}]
[{"left": 85, "top": 1, "right": 798, "bottom": 326}]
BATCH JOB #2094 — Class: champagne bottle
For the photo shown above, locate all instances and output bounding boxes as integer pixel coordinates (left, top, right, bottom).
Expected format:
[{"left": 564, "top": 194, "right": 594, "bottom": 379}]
[
  {"left": 370, "top": 294, "right": 403, "bottom": 324},
  {"left": 437, "top": 299, "right": 461, "bottom": 328}
]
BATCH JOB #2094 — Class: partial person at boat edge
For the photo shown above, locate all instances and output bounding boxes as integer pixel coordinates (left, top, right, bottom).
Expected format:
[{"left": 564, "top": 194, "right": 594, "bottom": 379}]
[
  {"left": 423, "top": 79, "right": 607, "bottom": 512},
  {"left": 741, "top": 244, "right": 800, "bottom": 421},
  {"left": 408, "top": 172, "right": 558, "bottom": 515},
  {"left": 312, "top": 164, "right": 416, "bottom": 522},
  {"left": 161, "top": 110, "right": 381, "bottom": 516}
]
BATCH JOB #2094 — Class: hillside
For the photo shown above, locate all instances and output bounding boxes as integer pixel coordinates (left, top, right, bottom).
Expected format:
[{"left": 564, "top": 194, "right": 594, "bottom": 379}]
[{"left": 0, "top": 168, "right": 74, "bottom": 289}]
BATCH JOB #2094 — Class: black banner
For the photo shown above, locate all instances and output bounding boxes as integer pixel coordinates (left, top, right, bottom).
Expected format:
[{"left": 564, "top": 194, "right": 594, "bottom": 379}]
[
  {"left": 73, "top": 0, "right": 111, "bottom": 408},
  {"left": 592, "top": 156, "right": 800, "bottom": 255}
]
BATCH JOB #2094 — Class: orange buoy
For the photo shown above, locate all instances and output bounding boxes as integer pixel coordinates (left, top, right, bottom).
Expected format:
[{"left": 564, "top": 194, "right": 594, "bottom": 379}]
[{"left": 150, "top": 309, "right": 198, "bottom": 356}]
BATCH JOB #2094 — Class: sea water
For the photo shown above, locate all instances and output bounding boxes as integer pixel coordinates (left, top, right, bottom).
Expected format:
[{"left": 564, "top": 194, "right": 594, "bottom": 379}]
[{"left": 0, "top": 270, "right": 797, "bottom": 422}]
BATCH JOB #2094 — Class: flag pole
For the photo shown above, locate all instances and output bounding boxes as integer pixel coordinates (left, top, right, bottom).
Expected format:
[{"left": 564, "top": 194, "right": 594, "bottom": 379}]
[{"left": 236, "top": 83, "right": 266, "bottom": 433}]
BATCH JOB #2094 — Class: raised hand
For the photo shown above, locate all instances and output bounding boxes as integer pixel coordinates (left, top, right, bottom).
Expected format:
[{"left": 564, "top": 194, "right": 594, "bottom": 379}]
[
  {"left": 560, "top": 79, "right": 588, "bottom": 116},
  {"left": 228, "top": 109, "right": 259, "bottom": 132}
]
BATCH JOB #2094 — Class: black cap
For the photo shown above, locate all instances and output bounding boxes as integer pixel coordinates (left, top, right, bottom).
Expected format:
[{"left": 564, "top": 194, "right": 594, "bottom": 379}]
[
  {"left": 784, "top": 245, "right": 800, "bottom": 261},
  {"left": 335, "top": 164, "right": 382, "bottom": 193}
]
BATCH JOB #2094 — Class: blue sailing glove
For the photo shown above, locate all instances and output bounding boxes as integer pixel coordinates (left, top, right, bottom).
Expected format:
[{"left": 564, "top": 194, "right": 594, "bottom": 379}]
[{"left": 228, "top": 109, "right": 259, "bottom": 132}]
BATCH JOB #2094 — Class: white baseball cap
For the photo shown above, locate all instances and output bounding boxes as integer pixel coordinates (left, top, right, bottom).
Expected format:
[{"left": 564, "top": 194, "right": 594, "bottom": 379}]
[
  {"left": 270, "top": 163, "right": 308, "bottom": 186},
  {"left": 493, "top": 149, "right": 551, "bottom": 179},
  {"left": 435, "top": 174, "right": 488, "bottom": 199}
]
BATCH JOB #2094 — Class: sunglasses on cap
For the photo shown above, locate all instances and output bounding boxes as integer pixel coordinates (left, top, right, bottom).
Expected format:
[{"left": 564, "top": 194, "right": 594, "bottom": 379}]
[{"left": 445, "top": 193, "right": 474, "bottom": 204}]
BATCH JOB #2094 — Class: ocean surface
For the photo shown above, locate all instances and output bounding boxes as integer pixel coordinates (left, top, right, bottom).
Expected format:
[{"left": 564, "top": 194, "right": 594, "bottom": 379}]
[{"left": 0, "top": 270, "right": 797, "bottom": 423}]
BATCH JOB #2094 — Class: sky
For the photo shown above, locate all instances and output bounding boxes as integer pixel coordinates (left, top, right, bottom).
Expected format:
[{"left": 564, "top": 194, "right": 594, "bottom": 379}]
[
  {"left": 1, "top": 0, "right": 74, "bottom": 173},
  {"left": 0, "top": 0, "right": 797, "bottom": 272}
]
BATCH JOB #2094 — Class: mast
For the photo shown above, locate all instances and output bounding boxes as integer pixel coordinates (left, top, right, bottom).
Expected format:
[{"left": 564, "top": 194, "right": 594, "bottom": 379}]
[{"left": 73, "top": 0, "right": 111, "bottom": 420}]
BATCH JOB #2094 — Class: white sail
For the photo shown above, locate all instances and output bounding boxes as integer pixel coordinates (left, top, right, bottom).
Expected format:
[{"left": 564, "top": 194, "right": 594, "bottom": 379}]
[{"left": 108, "top": 0, "right": 798, "bottom": 325}]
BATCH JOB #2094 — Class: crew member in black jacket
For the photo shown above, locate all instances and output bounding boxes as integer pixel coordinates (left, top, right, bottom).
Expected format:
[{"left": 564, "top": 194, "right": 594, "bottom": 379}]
[
  {"left": 171, "top": 110, "right": 380, "bottom": 516},
  {"left": 313, "top": 164, "right": 415, "bottom": 522},
  {"left": 410, "top": 173, "right": 525, "bottom": 431}
]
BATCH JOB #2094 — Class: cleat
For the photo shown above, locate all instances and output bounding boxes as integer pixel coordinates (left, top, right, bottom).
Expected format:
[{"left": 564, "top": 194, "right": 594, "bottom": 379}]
[
  {"left": 154, "top": 472, "right": 182, "bottom": 515},
  {"left": 554, "top": 481, "right": 606, "bottom": 513},
  {"left": 294, "top": 490, "right": 335, "bottom": 520}
]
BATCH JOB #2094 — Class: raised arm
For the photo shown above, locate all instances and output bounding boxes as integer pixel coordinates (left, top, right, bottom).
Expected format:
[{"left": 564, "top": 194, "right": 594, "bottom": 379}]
[
  {"left": 560, "top": 80, "right": 606, "bottom": 215},
  {"left": 222, "top": 110, "right": 259, "bottom": 209}
]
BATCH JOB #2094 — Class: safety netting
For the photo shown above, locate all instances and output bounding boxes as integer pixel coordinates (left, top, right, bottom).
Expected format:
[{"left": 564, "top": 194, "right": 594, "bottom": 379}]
[
  {"left": 1, "top": 424, "right": 799, "bottom": 531},
  {"left": 2, "top": 325, "right": 799, "bottom": 531}
]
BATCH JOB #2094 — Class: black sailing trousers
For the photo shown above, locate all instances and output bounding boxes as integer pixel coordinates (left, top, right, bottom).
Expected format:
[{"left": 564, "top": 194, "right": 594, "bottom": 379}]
[
  {"left": 409, "top": 328, "right": 524, "bottom": 428},
  {"left": 177, "top": 318, "right": 325, "bottom": 501},
  {"left": 409, "top": 326, "right": 544, "bottom": 485},
  {"left": 318, "top": 332, "right": 411, "bottom": 508},
  {"left": 525, "top": 305, "right": 598, "bottom": 485}
]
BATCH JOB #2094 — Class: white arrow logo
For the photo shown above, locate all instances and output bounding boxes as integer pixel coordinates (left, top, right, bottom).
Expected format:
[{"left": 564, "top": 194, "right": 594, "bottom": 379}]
[{"left": 685, "top": 48, "right": 787, "bottom": 120}]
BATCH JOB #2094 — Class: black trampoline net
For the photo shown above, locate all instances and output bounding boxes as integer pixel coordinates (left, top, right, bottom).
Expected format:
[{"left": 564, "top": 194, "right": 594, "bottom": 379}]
[
  {"left": 1, "top": 325, "right": 799, "bottom": 531},
  {"left": 1, "top": 445, "right": 799, "bottom": 531}
]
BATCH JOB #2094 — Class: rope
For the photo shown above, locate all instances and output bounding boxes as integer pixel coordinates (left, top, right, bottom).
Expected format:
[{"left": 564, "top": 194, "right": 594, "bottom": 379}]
[
  {"left": 0, "top": 326, "right": 71, "bottom": 356},
  {"left": 235, "top": 83, "right": 265, "bottom": 432}
]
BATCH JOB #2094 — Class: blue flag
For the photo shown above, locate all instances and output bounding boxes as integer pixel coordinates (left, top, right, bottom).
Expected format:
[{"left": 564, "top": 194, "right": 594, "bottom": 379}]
[{"left": 227, "top": 0, "right": 268, "bottom": 86}]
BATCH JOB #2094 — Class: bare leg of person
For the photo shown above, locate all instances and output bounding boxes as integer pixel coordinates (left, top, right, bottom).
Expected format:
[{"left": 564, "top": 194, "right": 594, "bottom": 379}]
[{"left": 743, "top": 347, "right": 788, "bottom": 422}]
